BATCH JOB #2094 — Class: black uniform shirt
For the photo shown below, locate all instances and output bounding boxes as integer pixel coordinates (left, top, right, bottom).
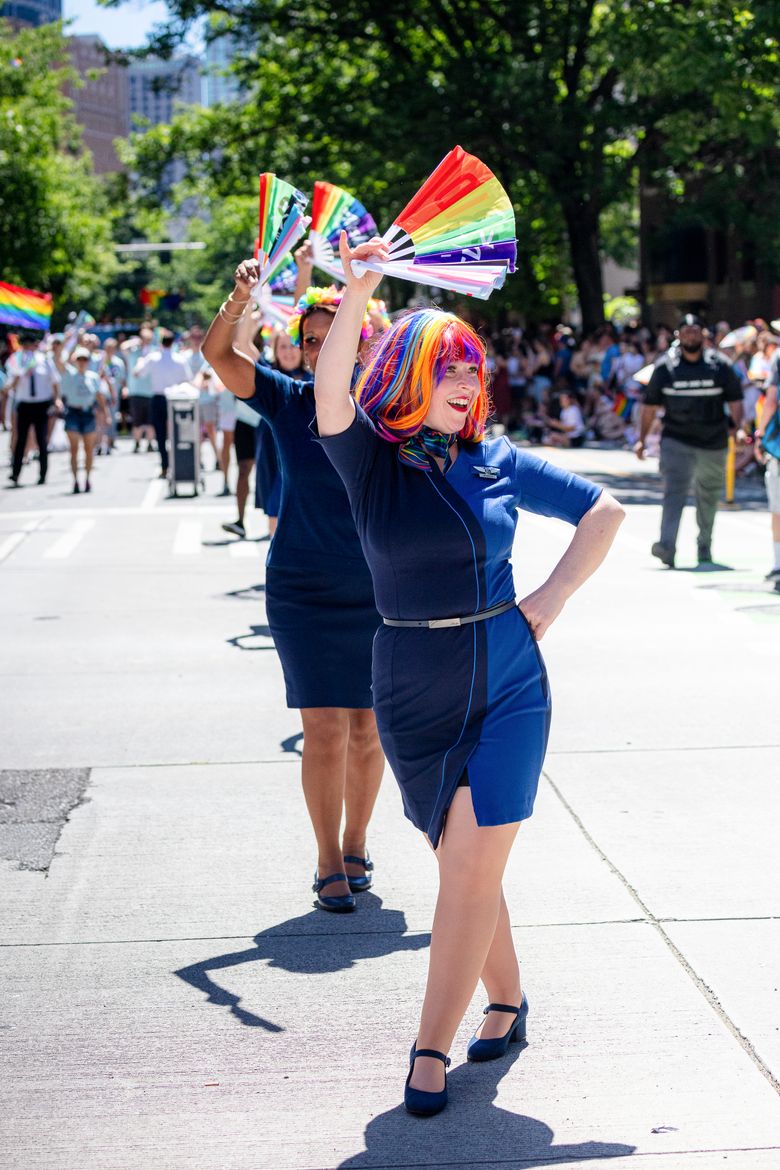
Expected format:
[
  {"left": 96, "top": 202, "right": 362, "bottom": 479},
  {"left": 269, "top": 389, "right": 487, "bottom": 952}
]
[{"left": 645, "top": 348, "right": 743, "bottom": 449}]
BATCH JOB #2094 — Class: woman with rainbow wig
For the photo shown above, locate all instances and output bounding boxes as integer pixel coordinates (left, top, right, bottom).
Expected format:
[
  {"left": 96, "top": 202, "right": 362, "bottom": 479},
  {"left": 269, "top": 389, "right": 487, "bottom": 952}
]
[
  {"left": 314, "top": 233, "right": 624, "bottom": 1117},
  {"left": 202, "top": 250, "right": 387, "bottom": 916}
]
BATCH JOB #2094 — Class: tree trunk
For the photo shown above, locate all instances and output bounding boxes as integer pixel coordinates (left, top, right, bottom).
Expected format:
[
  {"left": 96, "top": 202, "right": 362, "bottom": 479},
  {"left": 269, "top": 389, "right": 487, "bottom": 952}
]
[{"left": 561, "top": 200, "right": 605, "bottom": 334}]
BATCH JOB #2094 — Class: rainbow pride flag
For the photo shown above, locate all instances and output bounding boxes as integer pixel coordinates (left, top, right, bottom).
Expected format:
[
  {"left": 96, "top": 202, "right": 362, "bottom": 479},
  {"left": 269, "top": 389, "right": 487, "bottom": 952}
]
[
  {"left": 612, "top": 391, "right": 634, "bottom": 420},
  {"left": 0, "top": 281, "right": 53, "bottom": 331}
]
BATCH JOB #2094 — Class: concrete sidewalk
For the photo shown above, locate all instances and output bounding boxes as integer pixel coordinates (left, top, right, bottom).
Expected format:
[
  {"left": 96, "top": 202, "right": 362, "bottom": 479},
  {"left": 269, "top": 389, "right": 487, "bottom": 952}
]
[{"left": 1, "top": 438, "right": 779, "bottom": 1168}]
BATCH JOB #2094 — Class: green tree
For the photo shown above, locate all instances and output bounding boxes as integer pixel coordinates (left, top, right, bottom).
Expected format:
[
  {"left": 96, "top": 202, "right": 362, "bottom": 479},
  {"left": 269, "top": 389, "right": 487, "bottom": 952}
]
[
  {"left": 0, "top": 21, "right": 120, "bottom": 318},
  {"left": 120, "top": 0, "right": 780, "bottom": 330}
]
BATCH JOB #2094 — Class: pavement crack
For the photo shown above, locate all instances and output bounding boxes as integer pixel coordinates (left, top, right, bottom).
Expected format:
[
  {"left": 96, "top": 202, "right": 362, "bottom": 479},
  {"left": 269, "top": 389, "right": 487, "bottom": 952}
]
[{"left": 543, "top": 768, "right": 780, "bottom": 1098}]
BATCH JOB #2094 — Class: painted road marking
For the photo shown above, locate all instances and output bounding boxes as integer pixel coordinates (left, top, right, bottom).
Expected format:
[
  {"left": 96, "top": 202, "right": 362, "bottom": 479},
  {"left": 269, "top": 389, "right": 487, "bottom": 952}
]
[
  {"left": 173, "top": 521, "right": 203, "bottom": 555},
  {"left": 43, "top": 519, "right": 95, "bottom": 560}
]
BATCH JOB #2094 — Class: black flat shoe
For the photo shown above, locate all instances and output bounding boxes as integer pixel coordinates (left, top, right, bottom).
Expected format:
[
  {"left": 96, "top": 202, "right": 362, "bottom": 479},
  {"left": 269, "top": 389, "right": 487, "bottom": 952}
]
[
  {"left": 343, "top": 852, "right": 374, "bottom": 893},
  {"left": 405, "top": 1044, "right": 450, "bottom": 1116},
  {"left": 467, "top": 995, "right": 528, "bottom": 1062},
  {"left": 312, "top": 871, "right": 356, "bottom": 913}
]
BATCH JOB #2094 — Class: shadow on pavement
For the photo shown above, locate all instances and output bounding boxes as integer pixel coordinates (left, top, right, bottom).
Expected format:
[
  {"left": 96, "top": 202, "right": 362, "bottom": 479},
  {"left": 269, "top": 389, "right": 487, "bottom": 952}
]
[
  {"left": 337, "top": 1048, "right": 636, "bottom": 1167},
  {"left": 222, "top": 582, "right": 266, "bottom": 599},
  {"left": 226, "top": 623, "right": 275, "bottom": 650},
  {"left": 174, "top": 898, "right": 429, "bottom": 1033},
  {"left": 580, "top": 468, "right": 769, "bottom": 512},
  {"left": 280, "top": 731, "right": 303, "bottom": 756}
]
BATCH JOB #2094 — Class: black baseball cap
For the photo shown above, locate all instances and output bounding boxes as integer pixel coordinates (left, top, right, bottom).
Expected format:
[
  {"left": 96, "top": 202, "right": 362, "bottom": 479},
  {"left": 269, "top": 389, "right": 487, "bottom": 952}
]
[{"left": 677, "top": 313, "right": 705, "bottom": 330}]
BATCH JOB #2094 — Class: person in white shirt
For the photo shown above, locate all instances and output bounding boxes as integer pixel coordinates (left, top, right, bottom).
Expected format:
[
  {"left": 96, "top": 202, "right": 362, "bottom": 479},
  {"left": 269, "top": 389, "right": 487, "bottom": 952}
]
[
  {"left": 178, "top": 325, "right": 207, "bottom": 377},
  {"left": 545, "top": 391, "right": 587, "bottom": 448},
  {"left": 134, "top": 331, "right": 193, "bottom": 478},
  {"left": 7, "top": 337, "right": 61, "bottom": 486}
]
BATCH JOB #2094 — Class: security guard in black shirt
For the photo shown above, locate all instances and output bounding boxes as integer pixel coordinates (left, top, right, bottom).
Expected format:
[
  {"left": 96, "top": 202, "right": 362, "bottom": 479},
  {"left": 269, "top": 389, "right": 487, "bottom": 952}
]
[{"left": 636, "top": 315, "right": 744, "bottom": 568}]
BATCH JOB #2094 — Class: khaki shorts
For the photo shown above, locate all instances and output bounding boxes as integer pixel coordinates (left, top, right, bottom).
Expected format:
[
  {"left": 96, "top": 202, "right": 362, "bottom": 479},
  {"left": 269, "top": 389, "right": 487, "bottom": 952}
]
[{"left": 766, "top": 456, "right": 780, "bottom": 514}]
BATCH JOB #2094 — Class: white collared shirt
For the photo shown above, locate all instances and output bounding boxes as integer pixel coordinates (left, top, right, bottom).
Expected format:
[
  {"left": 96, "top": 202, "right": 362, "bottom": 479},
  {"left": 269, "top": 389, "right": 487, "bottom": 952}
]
[
  {"left": 7, "top": 351, "right": 59, "bottom": 404},
  {"left": 134, "top": 349, "right": 193, "bottom": 395}
]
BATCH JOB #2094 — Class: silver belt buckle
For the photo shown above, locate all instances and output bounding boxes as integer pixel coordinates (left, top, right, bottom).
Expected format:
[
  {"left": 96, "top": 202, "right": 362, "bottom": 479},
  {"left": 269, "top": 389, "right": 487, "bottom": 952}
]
[{"left": 428, "top": 617, "right": 462, "bottom": 628}]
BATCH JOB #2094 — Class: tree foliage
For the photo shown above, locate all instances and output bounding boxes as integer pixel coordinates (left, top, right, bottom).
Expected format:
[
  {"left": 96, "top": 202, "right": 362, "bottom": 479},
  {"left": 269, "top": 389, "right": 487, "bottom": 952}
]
[
  {"left": 112, "top": 1, "right": 780, "bottom": 327},
  {"left": 0, "top": 21, "right": 121, "bottom": 315}
]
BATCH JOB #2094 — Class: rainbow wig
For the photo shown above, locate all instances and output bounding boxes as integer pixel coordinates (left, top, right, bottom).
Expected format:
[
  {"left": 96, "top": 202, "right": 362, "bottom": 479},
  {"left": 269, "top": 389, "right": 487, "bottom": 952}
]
[
  {"left": 355, "top": 309, "right": 489, "bottom": 443},
  {"left": 287, "top": 285, "right": 375, "bottom": 347}
]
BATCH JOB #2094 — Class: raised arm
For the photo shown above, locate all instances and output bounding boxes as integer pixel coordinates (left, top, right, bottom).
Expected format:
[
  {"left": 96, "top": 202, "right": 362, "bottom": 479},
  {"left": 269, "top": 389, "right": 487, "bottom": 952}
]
[
  {"left": 292, "top": 239, "right": 314, "bottom": 303},
  {"left": 201, "top": 259, "right": 261, "bottom": 400},
  {"left": 314, "top": 232, "right": 388, "bottom": 436}
]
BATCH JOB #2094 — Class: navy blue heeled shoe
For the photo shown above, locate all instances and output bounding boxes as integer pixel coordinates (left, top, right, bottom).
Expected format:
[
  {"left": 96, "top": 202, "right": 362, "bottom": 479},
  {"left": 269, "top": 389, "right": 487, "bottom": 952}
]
[
  {"left": 343, "top": 852, "right": 374, "bottom": 893},
  {"left": 466, "top": 994, "right": 529, "bottom": 1062},
  {"left": 404, "top": 1044, "right": 451, "bottom": 1116},
  {"left": 312, "top": 871, "right": 356, "bottom": 913}
]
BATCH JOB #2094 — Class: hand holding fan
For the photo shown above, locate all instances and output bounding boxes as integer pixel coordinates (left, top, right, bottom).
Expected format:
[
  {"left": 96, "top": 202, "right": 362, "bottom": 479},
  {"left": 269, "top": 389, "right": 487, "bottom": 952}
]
[
  {"left": 350, "top": 146, "right": 516, "bottom": 300},
  {"left": 256, "top": 173, "right": 309, "bottom": 286},
  {"left": 309, "top": 181, "right": 378, "bottom": 281}
]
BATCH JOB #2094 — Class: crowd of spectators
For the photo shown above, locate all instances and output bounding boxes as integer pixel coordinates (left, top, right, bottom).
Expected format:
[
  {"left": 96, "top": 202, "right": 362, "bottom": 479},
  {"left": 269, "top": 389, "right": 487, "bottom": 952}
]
[{"left": 477, "top": 316, "right": 780, "bottom": 474}]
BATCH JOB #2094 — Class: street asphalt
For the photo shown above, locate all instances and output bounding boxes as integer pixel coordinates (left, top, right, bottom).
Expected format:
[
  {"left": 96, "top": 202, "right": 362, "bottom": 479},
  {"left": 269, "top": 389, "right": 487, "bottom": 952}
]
[{"left": 1, "top": 431, "right": 779, "bottom": 1169}]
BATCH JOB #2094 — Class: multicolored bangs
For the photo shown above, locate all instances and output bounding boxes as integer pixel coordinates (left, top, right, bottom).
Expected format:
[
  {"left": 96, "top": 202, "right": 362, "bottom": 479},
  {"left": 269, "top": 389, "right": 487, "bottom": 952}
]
[
  {"left": 355, "top": 309, "right": 489, "bottom": 443},
  {"left": 287, "top": 285, "right": 375, "bottom": 347}
]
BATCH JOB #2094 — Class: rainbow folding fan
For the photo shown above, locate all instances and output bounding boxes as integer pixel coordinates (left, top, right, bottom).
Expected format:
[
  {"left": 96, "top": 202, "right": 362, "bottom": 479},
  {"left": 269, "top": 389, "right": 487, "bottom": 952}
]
[
  {"left": 257, "top": 289, "right": 295, "bottom": 329},
  {"left": 350, "top": 146, "right": 516, "bottom": 299},
  {"left": 309, "top": 181, "right": 377, "bottom": 282},
  {"left": 256, "top": 173, "right": 309, "bottom": 286}
]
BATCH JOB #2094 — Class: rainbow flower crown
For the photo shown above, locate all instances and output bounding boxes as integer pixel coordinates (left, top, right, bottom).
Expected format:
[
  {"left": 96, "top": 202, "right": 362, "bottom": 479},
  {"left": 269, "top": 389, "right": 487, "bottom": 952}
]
[{"left": 286, "top": 286, "right": 388, "bottom": 347}]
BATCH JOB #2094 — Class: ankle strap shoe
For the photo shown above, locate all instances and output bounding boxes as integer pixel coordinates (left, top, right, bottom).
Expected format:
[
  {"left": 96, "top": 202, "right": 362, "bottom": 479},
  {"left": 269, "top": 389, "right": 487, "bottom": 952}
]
[
  {"left": 312, "top": 871, "right": 356, "bottom": 913},
  {"left": 404, "top": 1044, "right": 451, "bottom": 1116},
  {"left": 466, "top": 993, "right": 529, "bottom": 1062}
]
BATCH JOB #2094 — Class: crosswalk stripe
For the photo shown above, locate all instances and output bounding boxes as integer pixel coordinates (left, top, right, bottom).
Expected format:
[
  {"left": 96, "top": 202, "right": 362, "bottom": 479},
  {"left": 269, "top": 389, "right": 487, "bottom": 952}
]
[
  {"left": 43, "top": 519, "right": 95, "bottom": 560},
  {"left": 229, "top": 540, "right": 262, "bottom": 558},
  {"left": 173, "top": 520, "right": 203, "bottom": 555},
  {"left": 0, "top": 532, "right": 27, "bottom": 564},
  {"left": 141, "top": 477, "right": 166, "bottom": 511}
]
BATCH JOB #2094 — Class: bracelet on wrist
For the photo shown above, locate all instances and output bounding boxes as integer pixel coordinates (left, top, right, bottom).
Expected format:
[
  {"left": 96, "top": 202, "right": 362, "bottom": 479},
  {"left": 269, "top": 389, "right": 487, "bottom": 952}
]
[{"left": 219, "top": 303, "right": 245, "bottom": 324}]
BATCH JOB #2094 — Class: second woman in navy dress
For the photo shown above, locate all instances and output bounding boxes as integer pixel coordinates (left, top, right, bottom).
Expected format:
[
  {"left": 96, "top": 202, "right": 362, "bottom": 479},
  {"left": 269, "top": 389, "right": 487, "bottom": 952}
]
[
  {"left": 314, "top": 234, "right": 625, "bottom": 1116},
  {"left": 202, "top": 265, "right": 385, "bottom": 914}
]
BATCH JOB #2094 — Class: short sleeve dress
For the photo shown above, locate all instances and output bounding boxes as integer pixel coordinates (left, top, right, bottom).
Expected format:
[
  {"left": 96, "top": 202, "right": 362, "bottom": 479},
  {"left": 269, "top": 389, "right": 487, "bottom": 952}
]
[
  {"left": 317, "top": 403, "right": 602, "bottom": 845},
  {"left": 244, "top": 365, "right": 379, "bottom": 709}
]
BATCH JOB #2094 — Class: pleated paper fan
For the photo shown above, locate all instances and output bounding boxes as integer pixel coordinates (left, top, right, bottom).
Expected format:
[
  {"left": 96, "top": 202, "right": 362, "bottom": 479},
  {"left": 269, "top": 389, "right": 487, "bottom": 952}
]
[
  {"left": 256, "top": 287, "right": 295, "bottom": 329},
  {"left": 309, "top": 181, "right": 377, "bottom": 281},
  {"left": 267, "top": 253, "right": 298, "bottom": 297},
  {"left": 350, "top": 146, "right": 516, "bottom": 300},
  {"left": 257, "top": 173, "right": 309, "bottom": 286}
]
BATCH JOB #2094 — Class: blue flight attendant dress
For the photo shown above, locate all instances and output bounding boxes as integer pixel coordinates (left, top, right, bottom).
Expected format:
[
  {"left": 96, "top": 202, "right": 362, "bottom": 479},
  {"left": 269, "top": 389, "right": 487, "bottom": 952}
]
[
  {"left": 254, "top": 418, "right": 281, "bottom": 517},
  {"left": 245, "top": 365, "right": 379, "bottom": 708},
  {"left": 317, "top": 403, "right": 602, "bottom": 846}
]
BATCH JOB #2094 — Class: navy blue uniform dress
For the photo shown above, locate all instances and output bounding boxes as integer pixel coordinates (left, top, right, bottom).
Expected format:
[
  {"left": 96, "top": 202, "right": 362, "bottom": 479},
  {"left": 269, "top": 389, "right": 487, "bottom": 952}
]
[
  {"left": 318, "top": 403, "right": 602, "bottom": 846},
  {"left": 254, "top": 418, "right": 281, "bottom": 516},
  {"left": 246, "top": 365, "right": 379, "bottom": 709}
]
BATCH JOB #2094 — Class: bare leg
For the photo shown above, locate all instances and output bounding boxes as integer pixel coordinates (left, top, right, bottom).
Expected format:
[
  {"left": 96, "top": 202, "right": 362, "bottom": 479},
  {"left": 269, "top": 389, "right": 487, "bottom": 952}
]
[
  {"left": 474, "top": 888, "right": 523, "bottom": 1040},
  {"left": 409, "top": 790, "right": 520, "bottom": 1092},
  {"left": 84, "top": 432, "right": 97, "bottom": 485},
  {"left": 236, "top": 458, "right": 253, "bottom": 526},
  {"left": 67, "top": 431, "right": 79, "bottom": 482},
  {"left": 342, "top": 708, "right": 384, "bottom": 876},
  {"left": 220, "top": 429, "right": 234, "bottom": 492},
  {"left": 300, "top": 707, "right": 351, "bottom": 899}
]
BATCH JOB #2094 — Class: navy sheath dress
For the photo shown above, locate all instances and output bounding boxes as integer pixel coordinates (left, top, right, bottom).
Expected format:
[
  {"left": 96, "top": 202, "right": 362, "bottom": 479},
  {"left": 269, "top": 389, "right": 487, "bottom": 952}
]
[
  {"left": 317, "top": 403, "right": 602, "bottom": 846},
  {"left": 254, "top": 418, "right": 281, "bottom": 516},
  {"left": 245, "top": 365, "right": 379, "bottom": 709}
]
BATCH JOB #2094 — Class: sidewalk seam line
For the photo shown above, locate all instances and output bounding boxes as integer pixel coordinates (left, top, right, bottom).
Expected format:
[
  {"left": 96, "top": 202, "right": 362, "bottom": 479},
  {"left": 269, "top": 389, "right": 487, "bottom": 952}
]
[{"left": 543, "top": 769, "right": 780, "bottom": 1097}]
